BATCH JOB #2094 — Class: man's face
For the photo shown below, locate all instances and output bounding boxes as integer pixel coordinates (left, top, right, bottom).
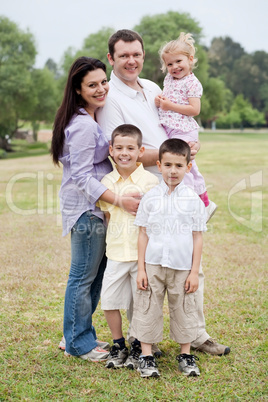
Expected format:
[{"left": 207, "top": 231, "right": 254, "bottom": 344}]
[{"left": 107, "top": 40, "right": 145, "bottom": 86}]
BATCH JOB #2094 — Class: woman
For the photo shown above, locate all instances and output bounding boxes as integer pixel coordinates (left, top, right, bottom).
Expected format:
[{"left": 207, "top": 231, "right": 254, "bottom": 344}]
[{"left": 51, "top": 57, "right": 139, "bottom": 361}]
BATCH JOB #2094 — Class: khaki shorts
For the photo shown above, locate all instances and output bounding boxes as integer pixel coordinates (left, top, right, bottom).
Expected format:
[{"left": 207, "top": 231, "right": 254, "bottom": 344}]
[
  {"left": 131, "top": 264, "right": 198, "bottom": 344},
  {"left": 101, "top": 259, "right": 137, "bottom": 310}
]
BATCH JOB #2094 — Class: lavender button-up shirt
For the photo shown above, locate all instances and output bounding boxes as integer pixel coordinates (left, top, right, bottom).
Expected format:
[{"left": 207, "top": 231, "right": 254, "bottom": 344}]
[{"left": 59, "top": 109, "right": 112, "bottom": 236}]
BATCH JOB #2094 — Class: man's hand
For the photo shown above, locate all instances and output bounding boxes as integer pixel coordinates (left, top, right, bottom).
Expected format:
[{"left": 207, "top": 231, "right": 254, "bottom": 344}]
[
  {"left": 188, "top": 141, "right": 201, "bottom": 160},
  {"left": 157, "top": 95, "right": 174, "bottom": 111},
  {"left": 155, "top": 95, "right": 161, "bottom": 108},
  {"left": 185, "top": 272, "right": 199, "bottom": 293}
]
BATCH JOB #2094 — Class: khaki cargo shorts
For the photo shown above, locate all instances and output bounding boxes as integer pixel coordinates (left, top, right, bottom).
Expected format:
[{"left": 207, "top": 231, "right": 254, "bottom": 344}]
[{"left": 131, "top": 264, "right": 198, "bottom": 344}]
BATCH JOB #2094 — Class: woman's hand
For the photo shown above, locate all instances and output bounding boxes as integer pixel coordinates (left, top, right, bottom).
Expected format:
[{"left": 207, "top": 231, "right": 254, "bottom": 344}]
[
  {"left": 99, "top": 190, "right": 140, "bottom": 215},
  {"left": 119, "top": 195, "right": 140, "bottom": 215}
]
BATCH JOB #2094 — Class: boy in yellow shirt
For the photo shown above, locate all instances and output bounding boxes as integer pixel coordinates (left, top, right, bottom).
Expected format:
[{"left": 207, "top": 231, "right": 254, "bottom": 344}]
[{"left": 98, "top": 124, "right": 159, "bottom": 369}]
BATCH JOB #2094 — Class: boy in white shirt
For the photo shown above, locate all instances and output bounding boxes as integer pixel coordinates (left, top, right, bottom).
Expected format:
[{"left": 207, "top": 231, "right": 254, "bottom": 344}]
[
  {"left": 98, "top": 124, "right": 159, "bottom": 369},
  {"left": 131, "top": 138, "right": 207, "bottom": 377}
]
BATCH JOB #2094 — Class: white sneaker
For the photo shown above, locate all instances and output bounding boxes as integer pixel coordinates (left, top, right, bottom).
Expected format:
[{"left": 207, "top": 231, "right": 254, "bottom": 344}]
[
  {"left": 205, "top": 201, "right": 217, "bottom": 222},
  {"left": 59, "top": 336, "right": 110, "bottom": 351},
  {"left": 64, "top": 346, "right": 109, "bottom": 362}
]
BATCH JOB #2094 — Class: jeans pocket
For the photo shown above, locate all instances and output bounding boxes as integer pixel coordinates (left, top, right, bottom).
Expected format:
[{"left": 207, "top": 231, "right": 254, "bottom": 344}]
[
  {"left": 136, "top": 287, "right": 151, "bottom": 314},
  {"left": 183, "top": 292, "right": 197, "bottom": 315}
]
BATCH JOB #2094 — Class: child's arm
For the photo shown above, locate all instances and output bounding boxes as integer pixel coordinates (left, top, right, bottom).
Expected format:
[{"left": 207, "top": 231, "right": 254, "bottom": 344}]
[
  {"left": 157, "top": 95, "right": 200, "bottom": 117},
  {"left": 137, "top": 226, "right": 149, "bottom": 290},
  {"left": 185, "top": 231, "right": 203, "bottom": 293}
]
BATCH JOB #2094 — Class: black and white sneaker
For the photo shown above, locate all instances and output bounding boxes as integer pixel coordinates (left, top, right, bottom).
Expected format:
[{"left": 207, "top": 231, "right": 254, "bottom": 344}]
[
  {"left": 124, "top": 341, "right": 142, "bottom": 369},
  {"left": 105, "top": 343, "right": 128, "bottom": 368},
  {"left": 138, "top": 355, "right": 160, "bottom": 378},
  {"left": 177, "top": 354, "right": 200, "bottom": 376}
]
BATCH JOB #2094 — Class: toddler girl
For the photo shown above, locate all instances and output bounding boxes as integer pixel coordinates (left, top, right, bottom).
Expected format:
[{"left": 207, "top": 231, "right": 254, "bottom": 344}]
[{"left": 155, "top": 32, "right": 217, "bottom": 222}]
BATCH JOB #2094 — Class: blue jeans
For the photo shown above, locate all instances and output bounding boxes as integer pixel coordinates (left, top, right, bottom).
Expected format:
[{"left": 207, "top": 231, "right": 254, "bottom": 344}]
[{"left": 64, "top": 211, "right": 107, "bottom": 356}]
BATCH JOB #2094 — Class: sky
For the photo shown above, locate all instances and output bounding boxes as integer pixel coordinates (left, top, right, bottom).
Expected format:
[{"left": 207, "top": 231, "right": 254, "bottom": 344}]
[{"left": 1, "top": 0, "right": 268, "bottom": 68}]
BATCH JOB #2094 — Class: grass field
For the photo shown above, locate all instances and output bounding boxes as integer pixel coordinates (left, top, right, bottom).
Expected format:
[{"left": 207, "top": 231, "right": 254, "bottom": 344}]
[{"left": 0, "top": 132, "right": 267, "bottom": 401}]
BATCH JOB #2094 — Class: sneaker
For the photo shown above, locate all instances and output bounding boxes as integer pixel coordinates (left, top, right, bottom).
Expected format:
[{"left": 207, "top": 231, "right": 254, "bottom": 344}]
[
  {"left": 177, "top": 354, "right": 200, "bottom": 376},
  {"left": 105, "top": 343, "right": 129, "bottom": 368},
  {"left": 138, "top": 355, "right": 160, "bottom": 378},
  {"left": 152, "top": 343, "right": 162, "bottom": 358},
  {"left": 192, "top": 338, "right": 231, "bottom": 356},
  {"left": 59, "top": 336, "right": 66, "bottom": 350},
  {"left": 64, "top": 346, "right": 109, "bottom": 362},
  {"left": 124, "top": 342, "right": 142, "bottom": 369},
  {"left": 206, "top": 201, "right": 218, "bottom": 223},
  {"left": 59, "top": 336, "right": 110, "bottom": 351}
]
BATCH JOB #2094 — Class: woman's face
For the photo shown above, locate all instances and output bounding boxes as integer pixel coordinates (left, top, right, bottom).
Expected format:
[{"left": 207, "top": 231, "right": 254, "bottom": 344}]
[{"left": 77, "top": 68, "right": 109, "bottom": 116}]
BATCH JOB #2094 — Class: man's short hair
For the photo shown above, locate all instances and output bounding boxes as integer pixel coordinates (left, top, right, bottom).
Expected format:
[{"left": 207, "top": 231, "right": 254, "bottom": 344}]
[
  {"left": 111, "top": 124, "right": 143, "bottom": 148},
  {"left": 108, "top": 29, "right": 144, "bottom": 59},
  {"left": 159, "top": 139, "right": 191, "bottom": 163}
]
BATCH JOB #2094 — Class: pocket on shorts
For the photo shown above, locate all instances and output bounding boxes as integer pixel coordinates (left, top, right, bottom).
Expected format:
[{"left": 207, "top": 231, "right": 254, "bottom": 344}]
[
  {"left": 183, "top": 292, "right": 197, "bottom": 315},
  {"left": 135, "top": 287, "right": 151, "bottom": 314}
]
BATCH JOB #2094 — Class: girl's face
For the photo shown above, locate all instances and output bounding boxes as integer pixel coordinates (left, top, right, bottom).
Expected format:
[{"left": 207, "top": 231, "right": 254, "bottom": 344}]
[
  {"left": 163, "top": 53, "right": 193, "bottom": 80},
  {"left": 77, "top": 68, "right": 109, "bottom": 117}
]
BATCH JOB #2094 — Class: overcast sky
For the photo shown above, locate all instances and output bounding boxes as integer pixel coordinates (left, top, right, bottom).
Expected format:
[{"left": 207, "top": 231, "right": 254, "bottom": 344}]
[{"left": 1, "top": 0, "right": 267, "bottom": 68}]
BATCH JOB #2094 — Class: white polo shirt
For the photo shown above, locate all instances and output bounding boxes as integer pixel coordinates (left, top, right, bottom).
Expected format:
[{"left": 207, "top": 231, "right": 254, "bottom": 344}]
[
  {"left": 97, "top": 71, "right": 168, "bottom": 177},
  {"left": 134, "top": 180, "right": 207, "bottom": 270}
]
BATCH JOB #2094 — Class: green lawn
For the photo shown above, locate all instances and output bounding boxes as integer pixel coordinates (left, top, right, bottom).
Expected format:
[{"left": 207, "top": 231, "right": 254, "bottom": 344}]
[
  {"left": 0, "top": 140, "right": 50, "bottom": 160},
  {"left": 0, "top": 132, "right": 267, "bottom": 401}
]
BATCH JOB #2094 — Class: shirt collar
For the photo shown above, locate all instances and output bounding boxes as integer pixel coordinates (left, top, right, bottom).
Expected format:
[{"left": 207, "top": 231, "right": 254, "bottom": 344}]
[
  {"left": 109, "top": 161, "right": 145, "bottom": 183},
  {"left": 110, "top": 71, "right": 145, "bottom": 99},
  {"left": 159, "top": 178, "right": 186, "bottom": 195}
]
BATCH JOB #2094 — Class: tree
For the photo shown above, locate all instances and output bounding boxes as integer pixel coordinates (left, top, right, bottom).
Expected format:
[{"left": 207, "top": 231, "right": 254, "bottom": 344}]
[
  {"left": 78, "top": 27, "right": 114, "bottom": 77},
  {"left": 230, "top": 51, "right": 268, "bottom": 112},
  {"left": 208, "top": 36, "right": 245, "bottom": 81},
  {"left": 207, "top": 37, "right": 268, "bottom": 124},
  {"left": 59, "top": 27, "right": 114, "bottom": 92},
  {"left": 200, "top": 78, "right": 231, "bottom": 126},
  {"left": 25, "top": 67, "right": 60, "bottom": 140},
  {"left": 232, "top": 95, "right": 265, "bottom": 127},
  {"left": 216, "top": 94, "right": 265, "bottom": 128},
  {"left": 45, "top": 58, "right": 60, "bottom": 79},
  {"left": 0, "top": 16, "right": 36, "bottom": 146}
]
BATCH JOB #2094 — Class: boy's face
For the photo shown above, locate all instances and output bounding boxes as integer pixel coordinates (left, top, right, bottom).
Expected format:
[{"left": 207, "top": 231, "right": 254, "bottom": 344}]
[
  {"left": 109, "top": 135, "right": 144, "bottom": 176},
  {"left": 157, "top": 152, "right": 192, "bottom": 192}
]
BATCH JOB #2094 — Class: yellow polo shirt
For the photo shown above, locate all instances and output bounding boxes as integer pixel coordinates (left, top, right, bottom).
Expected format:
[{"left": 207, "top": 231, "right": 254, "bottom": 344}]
[{"left": 99, "top": 163, "right": 159, "bottom": 262}]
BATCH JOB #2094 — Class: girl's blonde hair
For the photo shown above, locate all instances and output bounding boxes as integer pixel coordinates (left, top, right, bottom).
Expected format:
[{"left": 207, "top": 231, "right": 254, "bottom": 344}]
[{"left": 159, "top": 32, "right": 198, "bottom": 72}]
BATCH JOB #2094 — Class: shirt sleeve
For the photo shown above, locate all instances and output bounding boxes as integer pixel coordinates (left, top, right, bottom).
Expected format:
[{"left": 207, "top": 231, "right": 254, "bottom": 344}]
[
  {"left": 65, "top": 118, "right": 107, "bottom": 204},
  {"left": 97, "top": 97, "right": 126, "bottom": 141},
  {"left": 134, "top": 194, "right": 150, "bottom": 227},
  {"left": 187, "top": 78, "right": 203, "bottom": 98},
  {"left": 192, "top": 198, "right": 207, "bottom": 232}
]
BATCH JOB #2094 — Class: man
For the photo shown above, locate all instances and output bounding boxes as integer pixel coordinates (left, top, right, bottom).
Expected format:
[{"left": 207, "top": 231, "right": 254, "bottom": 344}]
[{"left": 97, "top": 29, "right": 230, "bottom": 357}]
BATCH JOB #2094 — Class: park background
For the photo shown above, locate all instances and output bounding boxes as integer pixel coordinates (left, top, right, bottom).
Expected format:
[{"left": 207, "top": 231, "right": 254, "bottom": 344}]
[{"left": 0, "top": 2, "right": 267, "bottom": 401}]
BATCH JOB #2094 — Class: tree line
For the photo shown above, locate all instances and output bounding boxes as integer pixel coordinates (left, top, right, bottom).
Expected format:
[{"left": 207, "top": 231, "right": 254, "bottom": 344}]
[{"left": 0, "top": 11, "right": 267, "bottom": 150}]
